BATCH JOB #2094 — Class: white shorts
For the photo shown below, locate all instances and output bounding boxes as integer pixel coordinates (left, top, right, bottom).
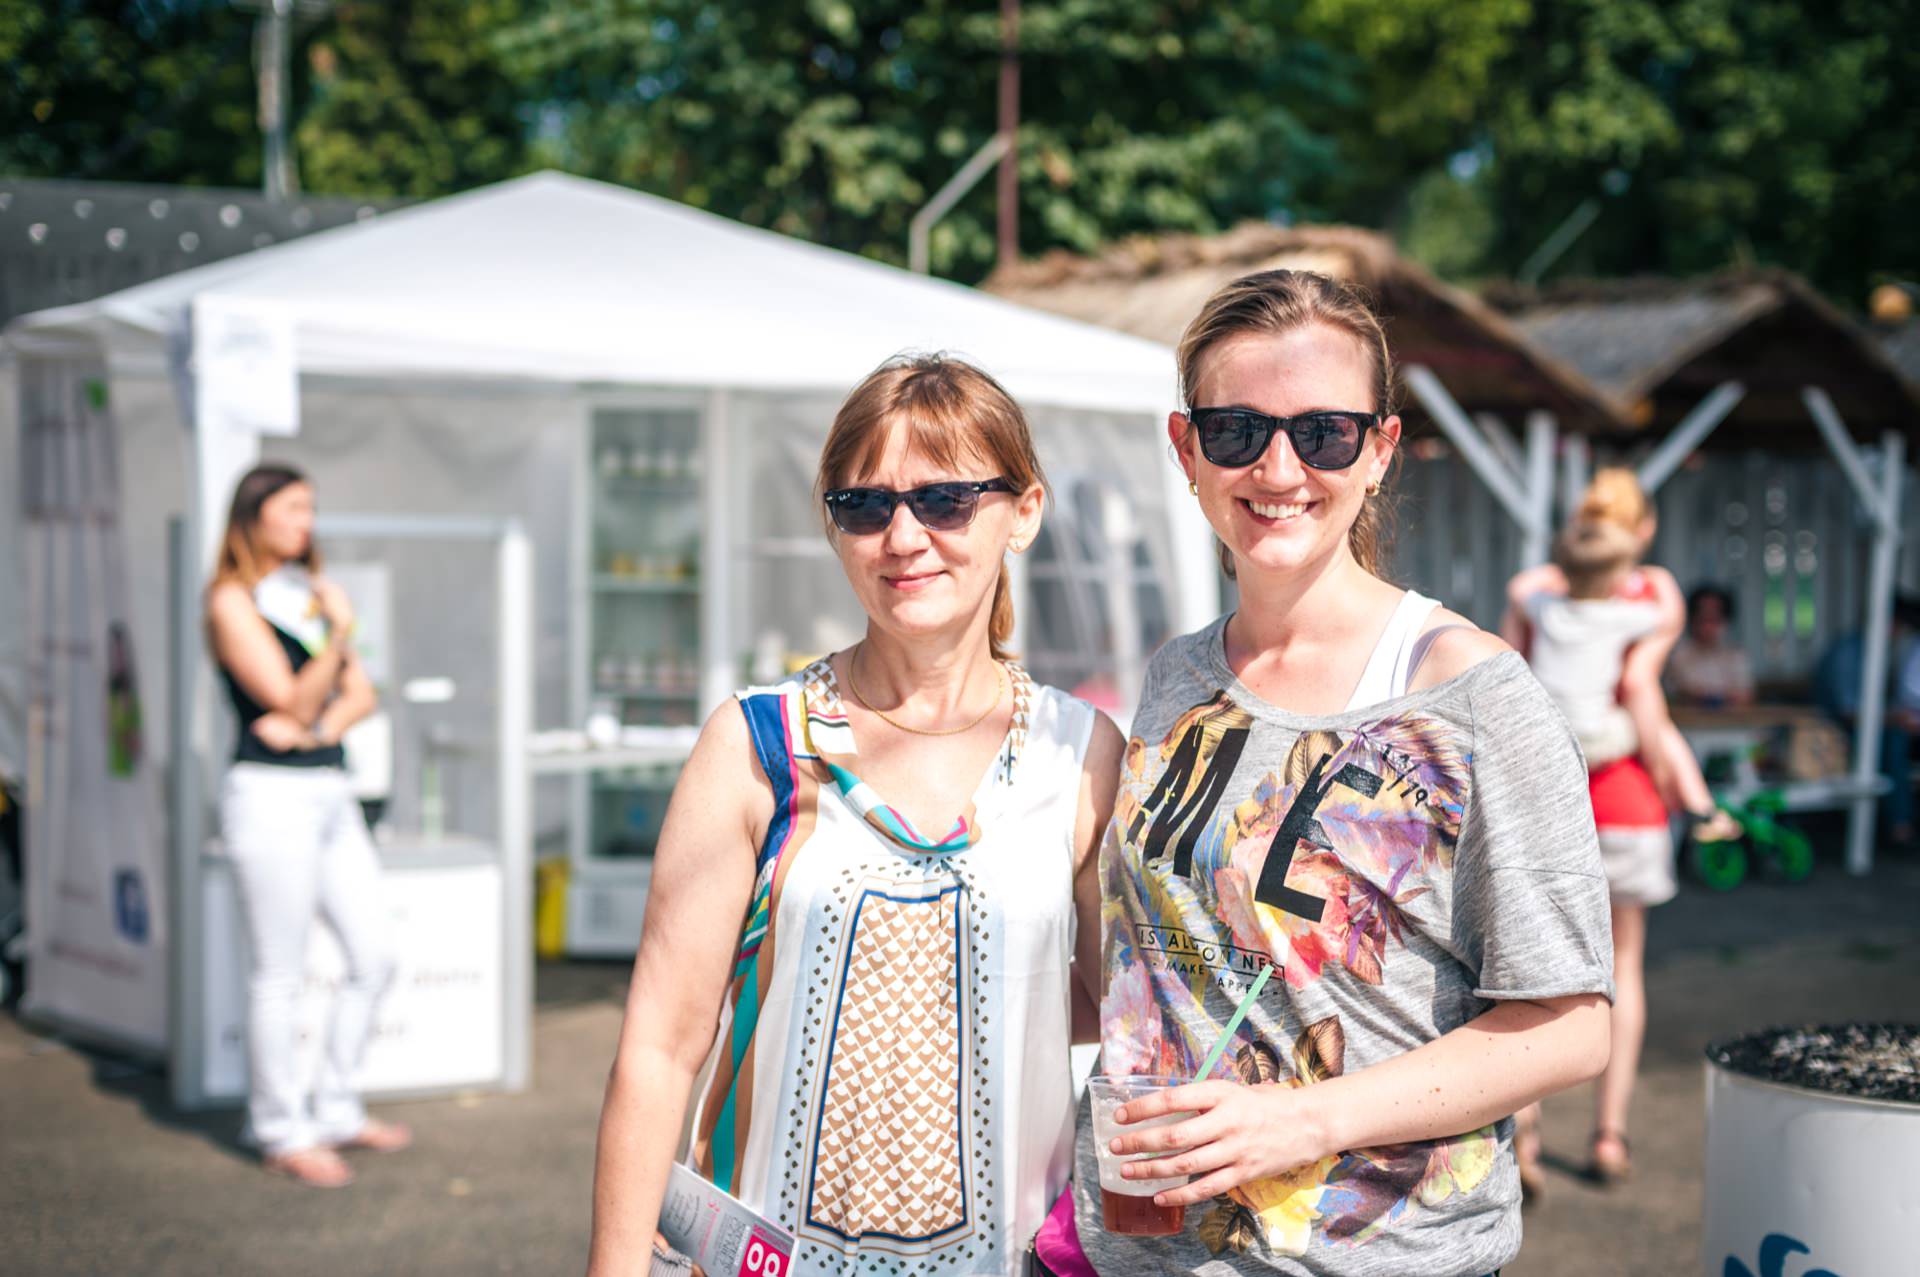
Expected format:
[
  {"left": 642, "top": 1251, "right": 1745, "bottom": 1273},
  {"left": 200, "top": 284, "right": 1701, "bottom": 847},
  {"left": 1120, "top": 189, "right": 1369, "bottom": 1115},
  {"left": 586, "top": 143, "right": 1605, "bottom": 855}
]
[{"left": 1597, "top": 825, "right": 1676, "bottom": 907}]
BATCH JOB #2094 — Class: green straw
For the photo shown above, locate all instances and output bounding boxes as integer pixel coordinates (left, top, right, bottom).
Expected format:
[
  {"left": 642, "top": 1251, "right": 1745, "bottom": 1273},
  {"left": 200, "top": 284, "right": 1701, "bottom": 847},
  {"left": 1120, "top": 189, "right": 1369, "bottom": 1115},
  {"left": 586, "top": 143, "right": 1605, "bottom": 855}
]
[{"left": 1192, "top": 963, "right": 1273, "bottom": 1082}]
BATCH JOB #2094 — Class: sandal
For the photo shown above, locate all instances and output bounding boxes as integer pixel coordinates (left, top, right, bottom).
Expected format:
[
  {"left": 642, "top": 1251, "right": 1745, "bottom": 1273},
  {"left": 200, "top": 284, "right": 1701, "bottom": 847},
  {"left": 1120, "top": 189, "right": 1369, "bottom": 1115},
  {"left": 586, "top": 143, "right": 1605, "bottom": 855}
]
[
  {"left": 264, "top": 1146, "right": 354, "bottom": 1188},
  {"left": 333, "top": 1118, "right": 414, "bottom": 1153},
  {"left": 1588, "top": 1128, "right": 1632, "bottom": 1186}
]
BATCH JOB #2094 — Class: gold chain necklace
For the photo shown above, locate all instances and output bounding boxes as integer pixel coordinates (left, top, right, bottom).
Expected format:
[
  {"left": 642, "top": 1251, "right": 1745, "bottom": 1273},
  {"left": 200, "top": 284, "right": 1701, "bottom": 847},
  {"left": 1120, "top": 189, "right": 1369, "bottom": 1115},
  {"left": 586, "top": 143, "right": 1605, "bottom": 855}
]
[{"left": 844, "top": 648, "right": 1006, "bottom": 737}]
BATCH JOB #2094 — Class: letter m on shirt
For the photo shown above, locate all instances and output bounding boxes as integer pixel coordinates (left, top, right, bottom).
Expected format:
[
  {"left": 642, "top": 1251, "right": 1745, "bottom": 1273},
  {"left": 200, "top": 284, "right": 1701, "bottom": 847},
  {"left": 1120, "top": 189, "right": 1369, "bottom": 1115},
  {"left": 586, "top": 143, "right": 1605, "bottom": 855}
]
[{"left": 1129, "top": 693, "right": 1254, "bottom": 879}]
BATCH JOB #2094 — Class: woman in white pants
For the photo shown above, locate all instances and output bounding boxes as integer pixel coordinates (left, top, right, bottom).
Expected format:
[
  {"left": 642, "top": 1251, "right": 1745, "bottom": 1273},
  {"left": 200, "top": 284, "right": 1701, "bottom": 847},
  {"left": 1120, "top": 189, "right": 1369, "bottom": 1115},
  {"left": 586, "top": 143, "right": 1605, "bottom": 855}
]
[{"left": 205, "top": 464, "right": 409, "bottom": 1187}]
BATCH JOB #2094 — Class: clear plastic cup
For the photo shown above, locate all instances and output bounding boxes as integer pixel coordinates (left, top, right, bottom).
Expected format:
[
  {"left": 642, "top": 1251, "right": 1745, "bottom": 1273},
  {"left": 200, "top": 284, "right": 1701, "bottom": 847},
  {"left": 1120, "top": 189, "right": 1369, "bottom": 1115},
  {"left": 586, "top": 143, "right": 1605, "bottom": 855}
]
[{"left": 1087, "top": 1074, "right": 1191, "bottom": 1236}]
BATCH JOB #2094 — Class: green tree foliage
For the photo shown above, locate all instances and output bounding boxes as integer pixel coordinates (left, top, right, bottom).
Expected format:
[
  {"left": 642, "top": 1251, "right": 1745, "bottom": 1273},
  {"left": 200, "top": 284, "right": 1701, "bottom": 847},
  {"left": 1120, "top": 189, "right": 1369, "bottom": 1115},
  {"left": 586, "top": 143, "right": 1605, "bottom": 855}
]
[
  {"left": 5, "top": 0, "right": 1912, "bottom": 302},
  {"left": 297, "top": 0, "right": 535, "bottom": 197},
  {"left": 0, "top": 0, "right": 534, "bottom": 198},
  {"left": 496, "top": 0, "right": 1352, "bottom": 279},
  {"left": 1294, "top": 0, "right": 1529, "bottom": 219},
  {"left": 0, "top": 0, "right": 261, "bottom": 185},
  {"left": 1469, "top": 0, "right": 1919, "bottom": 297}
]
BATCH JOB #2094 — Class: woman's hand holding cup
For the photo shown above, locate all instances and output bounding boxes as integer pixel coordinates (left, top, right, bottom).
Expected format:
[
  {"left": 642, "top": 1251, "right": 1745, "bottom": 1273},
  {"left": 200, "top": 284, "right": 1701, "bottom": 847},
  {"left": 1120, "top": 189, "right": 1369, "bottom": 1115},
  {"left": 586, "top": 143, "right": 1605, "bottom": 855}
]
[{"left": 1107, "top": 1078, "right": 1336, "bottom": 1208}]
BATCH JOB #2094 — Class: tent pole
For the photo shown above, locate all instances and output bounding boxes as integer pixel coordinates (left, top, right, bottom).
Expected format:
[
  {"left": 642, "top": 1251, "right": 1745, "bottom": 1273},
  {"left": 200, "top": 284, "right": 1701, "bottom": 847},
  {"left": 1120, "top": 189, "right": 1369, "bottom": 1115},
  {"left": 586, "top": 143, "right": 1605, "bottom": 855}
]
[
  {"left": 1523, "top": 411, "right": 1558, "bottom": 567},
  {"left": 1635, "top": 380, "right": 1745, "bottom": 495},
  {"left": 699, "top": 388, "right": 734, "bottom": 719},
  {"left": 1162, "top": 442, "right": 1222, "bottom": 635},
  {"left": 168, "top": 517, "right": 207, "bottom": 1107},
  {"left": 497, "top": 521, "right": 534, "bottom": 1090}
]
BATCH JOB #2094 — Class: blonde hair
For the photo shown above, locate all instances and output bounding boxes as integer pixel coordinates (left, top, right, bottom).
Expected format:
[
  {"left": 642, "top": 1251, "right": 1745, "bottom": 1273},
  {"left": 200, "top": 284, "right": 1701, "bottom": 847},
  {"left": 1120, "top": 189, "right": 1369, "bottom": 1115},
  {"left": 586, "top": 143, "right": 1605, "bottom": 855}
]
[
  {"left": 1577, "top": 467, "right": 1652, "bottom": 532},
  {"left": 1175, "top": 269, "right": 1399, "bottom": 578},
  {"left": 1553, "top": 519, "right": 1641, "bottom": 598},
  {"left": 210, "top": 463, "right": 320, "bottom": 593},
  {"left": 816, "top": 354, "right": 1047, "bottom": 662}
]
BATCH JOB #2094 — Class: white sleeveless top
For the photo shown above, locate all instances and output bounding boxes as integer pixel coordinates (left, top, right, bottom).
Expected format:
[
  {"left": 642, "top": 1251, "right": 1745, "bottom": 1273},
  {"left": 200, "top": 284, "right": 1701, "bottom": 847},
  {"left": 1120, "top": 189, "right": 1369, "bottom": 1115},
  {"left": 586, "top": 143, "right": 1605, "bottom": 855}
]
[
  {"left": 1343, "top": 590, "right": 1445, "bottom": 711},
  {"left": 687, "top": 659, "right": 1096, "bottom": 1277}
]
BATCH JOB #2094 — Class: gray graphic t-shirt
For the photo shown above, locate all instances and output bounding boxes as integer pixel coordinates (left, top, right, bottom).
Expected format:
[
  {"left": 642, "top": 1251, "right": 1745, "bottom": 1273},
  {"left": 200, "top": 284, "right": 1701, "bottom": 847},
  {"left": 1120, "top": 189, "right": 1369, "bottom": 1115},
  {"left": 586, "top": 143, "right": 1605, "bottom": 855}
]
[{"left": 1075, "top": 619, "right": 1614, "bottom": 1277}]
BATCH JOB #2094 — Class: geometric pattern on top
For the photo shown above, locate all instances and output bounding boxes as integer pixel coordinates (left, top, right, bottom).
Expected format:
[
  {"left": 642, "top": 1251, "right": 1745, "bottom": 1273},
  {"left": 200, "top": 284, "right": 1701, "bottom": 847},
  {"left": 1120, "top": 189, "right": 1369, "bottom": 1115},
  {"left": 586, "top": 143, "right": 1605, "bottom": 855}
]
[{"left": 806, "top": 881, "right": 967, "bottom": 1241}]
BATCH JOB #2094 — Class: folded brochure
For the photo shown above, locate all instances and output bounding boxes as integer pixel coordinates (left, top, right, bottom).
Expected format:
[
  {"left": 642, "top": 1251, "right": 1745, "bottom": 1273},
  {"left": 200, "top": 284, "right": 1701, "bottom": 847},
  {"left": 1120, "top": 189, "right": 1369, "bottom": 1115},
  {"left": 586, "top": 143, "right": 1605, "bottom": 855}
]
[{"left": 654, "top": 1162, "right": 794, "bottom": 1277}]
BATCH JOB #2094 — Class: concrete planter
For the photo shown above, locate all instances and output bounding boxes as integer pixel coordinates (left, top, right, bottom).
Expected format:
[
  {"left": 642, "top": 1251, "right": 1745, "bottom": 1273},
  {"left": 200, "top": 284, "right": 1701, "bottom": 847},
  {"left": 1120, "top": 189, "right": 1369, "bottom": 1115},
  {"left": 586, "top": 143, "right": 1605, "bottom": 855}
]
[{"left": 1702, "top": 1025, "right": 1920, "bottom": 1277}]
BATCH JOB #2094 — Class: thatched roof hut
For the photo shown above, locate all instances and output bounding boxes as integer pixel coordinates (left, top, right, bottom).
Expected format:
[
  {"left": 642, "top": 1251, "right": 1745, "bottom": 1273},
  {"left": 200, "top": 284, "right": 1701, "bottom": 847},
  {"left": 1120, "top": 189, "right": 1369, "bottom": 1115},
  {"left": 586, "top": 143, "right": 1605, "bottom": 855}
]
[
  {"left": 1489, "top": 270, "right": 1920, "bottom": 447},
  {"left": 984, "top": 222, "right": 1628, "bottom": 433},
  {"left": 1880, "top": 320, "right": 1920, "bottom": 388}
]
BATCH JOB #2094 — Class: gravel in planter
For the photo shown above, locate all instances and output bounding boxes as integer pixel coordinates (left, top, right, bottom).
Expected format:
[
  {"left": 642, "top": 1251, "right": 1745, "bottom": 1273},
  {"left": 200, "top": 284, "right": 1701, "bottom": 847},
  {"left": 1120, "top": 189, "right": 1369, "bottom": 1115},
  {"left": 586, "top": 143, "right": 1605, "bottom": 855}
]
[{"left": 1706, "top": 1023, "right": 1920, "bottom": 1103}]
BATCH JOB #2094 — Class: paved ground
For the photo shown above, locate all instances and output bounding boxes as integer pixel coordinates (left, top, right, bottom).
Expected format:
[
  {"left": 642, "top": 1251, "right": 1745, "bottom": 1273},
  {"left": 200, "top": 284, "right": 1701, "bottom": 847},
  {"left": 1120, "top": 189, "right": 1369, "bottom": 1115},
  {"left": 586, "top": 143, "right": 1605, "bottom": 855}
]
[{"left": 5, "top": 845, "right": 1918, "bottom": 1276}]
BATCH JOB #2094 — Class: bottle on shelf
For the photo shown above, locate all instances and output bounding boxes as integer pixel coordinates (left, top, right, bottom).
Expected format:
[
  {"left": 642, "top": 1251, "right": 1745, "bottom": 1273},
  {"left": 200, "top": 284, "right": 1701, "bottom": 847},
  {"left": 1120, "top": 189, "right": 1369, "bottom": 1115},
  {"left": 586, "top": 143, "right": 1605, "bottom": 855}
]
[{"left": 653, "top": 425, "right": 680, "bottom": 480}]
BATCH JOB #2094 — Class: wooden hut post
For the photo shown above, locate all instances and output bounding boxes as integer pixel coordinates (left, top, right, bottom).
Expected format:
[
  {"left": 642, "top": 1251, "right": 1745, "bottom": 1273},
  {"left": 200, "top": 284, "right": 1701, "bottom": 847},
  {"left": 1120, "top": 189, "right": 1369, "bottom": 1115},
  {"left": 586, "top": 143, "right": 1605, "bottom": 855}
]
[
  {"left": 1523, "top": 410, "right": 1557, "bottom": 567},
  {"left": 1635, "top": 381, "right": 1747, "bottom": 495},
  {"left": 1402, "top": 364, "right": 1553, "bottom": 571},
  {"left": 1806, "top": 387, "right": 1906, "bottom": 876}
]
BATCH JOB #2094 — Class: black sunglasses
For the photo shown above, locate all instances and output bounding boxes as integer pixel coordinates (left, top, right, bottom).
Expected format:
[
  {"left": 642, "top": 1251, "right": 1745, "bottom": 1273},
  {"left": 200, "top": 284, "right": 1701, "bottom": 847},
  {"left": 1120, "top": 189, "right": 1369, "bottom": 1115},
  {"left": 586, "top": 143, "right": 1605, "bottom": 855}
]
[
  {"left": 1187, "top": 407, "right": 1380, "bottom": 471},
  {"left": 823, "top": 478, "right": 1017, "bottom": 535}
]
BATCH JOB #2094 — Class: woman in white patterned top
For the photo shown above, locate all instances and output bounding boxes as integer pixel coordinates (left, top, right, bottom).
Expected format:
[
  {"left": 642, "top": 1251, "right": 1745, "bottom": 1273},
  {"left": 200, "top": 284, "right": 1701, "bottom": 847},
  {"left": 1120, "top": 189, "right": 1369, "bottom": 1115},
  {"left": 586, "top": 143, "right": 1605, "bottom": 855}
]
[{"left": 588, "top": 354, "right": 1122, "bottom": 1277}]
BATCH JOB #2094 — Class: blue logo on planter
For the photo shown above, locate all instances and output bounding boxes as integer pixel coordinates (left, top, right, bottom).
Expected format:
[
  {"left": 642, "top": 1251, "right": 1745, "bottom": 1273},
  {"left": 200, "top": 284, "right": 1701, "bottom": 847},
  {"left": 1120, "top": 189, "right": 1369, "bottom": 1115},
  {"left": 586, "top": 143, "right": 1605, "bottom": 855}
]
[
  {"left": 113, "top": 869, "right": 149, "bottom": 944},
  {"left": 1725, "top": 1233, "right": 1839, "bottom": 1277}
]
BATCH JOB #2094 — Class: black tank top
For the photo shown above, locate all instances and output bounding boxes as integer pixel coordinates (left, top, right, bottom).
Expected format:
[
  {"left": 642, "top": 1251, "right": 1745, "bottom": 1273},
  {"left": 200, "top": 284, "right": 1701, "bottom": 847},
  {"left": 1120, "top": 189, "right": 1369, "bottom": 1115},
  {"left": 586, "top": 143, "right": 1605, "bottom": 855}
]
[{"left": 221, "top": 619, "right": 346, "bottom": 769}]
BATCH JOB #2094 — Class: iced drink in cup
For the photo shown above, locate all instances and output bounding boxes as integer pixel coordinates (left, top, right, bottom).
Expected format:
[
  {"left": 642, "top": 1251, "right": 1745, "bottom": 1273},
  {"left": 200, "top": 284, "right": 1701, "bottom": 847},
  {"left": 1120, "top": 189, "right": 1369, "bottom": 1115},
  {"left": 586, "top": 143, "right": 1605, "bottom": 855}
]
[{"left": 1088, "top": 1075, "right": 1191, "bottom": 1236}]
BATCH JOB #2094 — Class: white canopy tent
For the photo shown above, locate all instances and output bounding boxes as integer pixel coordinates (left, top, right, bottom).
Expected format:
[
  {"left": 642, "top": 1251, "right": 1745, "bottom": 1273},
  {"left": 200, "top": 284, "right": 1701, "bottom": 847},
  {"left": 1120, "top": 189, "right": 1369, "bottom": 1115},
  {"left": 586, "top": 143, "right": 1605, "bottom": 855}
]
[{"left": 7, "top": 172, "right": 1215, "bottom": 1047}]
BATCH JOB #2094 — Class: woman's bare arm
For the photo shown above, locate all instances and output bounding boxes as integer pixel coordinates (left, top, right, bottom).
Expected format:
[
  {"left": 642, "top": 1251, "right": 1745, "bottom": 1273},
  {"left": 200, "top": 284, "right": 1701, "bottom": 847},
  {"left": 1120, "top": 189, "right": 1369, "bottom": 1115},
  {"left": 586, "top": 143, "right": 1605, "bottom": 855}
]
[
  {"left": 206, "top": 581, "right": 347, "bottom": 725},
  {"left": 1108, "top": 992, "right": 1610, "bottom": 1204},
  {"left": 1071, "top": 713, "right": 1124, "bottom": 1040},
  {"left": 314, "top": 654, "right": 378, "bottom": 744},
  {"left": 1618, "top": 568, "right": 1716, "bottom": 814},
  {"left": 587, "top": 703, "right": 771, "bottom": 1277}
]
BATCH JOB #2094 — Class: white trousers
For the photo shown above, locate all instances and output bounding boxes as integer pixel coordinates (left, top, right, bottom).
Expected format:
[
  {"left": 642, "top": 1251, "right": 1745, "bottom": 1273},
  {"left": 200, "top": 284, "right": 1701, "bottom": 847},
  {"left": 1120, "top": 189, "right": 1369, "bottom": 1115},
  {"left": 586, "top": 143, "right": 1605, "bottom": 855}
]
[{"left": 220, "top": 764, "right": 396, "bottom": 1156}]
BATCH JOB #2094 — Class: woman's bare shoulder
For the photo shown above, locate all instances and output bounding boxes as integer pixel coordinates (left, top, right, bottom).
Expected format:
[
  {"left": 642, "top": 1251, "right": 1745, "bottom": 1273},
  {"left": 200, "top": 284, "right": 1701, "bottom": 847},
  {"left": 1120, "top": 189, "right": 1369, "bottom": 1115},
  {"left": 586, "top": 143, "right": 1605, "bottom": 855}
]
[
  {"left": 204, "top": 580, "right": 259, "bottom": 630},
  {"left": 1411, "top": 607, "right": 1513, "bottom": 690}
]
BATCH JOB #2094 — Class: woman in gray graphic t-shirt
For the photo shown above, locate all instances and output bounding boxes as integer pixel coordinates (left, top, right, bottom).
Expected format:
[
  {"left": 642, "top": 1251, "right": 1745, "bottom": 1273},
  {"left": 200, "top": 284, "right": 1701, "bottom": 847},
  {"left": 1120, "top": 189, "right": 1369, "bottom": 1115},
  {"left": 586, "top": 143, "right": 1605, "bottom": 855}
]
[{"left": 1066, "top": 270, "right": 1615, "bottom": 1277}]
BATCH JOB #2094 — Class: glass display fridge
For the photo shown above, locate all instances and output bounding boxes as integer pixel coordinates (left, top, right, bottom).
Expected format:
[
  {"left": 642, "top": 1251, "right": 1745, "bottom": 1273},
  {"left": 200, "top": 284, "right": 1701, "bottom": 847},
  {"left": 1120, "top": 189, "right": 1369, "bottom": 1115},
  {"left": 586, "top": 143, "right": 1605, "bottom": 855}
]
[{"left": 561, "top": 398, "right": 708, "bottom": 954}]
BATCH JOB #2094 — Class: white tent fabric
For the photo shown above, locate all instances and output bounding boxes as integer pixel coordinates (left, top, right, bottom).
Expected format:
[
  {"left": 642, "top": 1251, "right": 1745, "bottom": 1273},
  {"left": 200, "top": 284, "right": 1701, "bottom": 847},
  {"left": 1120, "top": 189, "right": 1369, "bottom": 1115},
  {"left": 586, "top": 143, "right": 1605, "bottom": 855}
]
[{"left": 9, "top": 171, "right": 1178, "bottom": 414}]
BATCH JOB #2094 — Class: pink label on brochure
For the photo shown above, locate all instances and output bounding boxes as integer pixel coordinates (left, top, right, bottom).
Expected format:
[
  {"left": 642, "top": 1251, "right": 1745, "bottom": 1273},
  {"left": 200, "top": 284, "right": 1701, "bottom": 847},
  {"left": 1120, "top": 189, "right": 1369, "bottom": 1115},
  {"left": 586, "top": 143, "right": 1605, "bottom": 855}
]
[{"left": 736, "top": 1229, "right": 790, "bottom": 1277}]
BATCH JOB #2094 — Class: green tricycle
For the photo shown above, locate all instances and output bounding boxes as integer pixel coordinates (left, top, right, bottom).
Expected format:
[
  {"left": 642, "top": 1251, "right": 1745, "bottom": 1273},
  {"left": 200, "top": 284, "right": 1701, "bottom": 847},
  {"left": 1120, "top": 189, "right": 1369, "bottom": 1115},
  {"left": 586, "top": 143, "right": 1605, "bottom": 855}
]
[{"left": 1689, "top": 789, "right": 1814, "bottom": 890}]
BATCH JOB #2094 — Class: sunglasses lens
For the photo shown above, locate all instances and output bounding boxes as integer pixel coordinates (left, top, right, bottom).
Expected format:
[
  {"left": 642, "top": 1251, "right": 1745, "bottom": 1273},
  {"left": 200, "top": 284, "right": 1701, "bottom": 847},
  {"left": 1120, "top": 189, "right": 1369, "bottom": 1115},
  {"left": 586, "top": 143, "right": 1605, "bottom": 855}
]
[
  {"left": 829, "top": 489, "right": 894, "bottom": 534},
  {"left": 907, "top": 484, "right": 977, "bottom": 531},
  {"left": 1198, "top": 411, "right": 1270, "bottom": 467},
  {"left": 1291, "top": 413, "right": 1367, "bottom": 469}
]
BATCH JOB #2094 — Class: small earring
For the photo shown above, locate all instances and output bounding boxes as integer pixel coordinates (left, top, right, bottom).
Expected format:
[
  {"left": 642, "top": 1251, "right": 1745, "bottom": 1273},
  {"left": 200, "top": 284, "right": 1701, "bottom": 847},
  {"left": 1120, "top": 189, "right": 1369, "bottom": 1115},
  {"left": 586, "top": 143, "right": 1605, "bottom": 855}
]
[
  {"left": 1365, "top": 482, "right": 1382, "bottom": 497},
  {"left": 1189, "top": 480, "right": 1199, "bottom": 496}
]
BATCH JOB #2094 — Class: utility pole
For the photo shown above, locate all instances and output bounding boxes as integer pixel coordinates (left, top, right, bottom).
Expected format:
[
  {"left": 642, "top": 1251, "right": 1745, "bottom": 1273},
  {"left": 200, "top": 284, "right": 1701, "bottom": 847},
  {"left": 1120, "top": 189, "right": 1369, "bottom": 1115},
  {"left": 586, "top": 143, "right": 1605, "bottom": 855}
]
[
  {"left": 235, "top": 0, "right": 331, "bottom": 202},
  {"left": 997, "top": 0, "right": 1021, "bottom": 272}
]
